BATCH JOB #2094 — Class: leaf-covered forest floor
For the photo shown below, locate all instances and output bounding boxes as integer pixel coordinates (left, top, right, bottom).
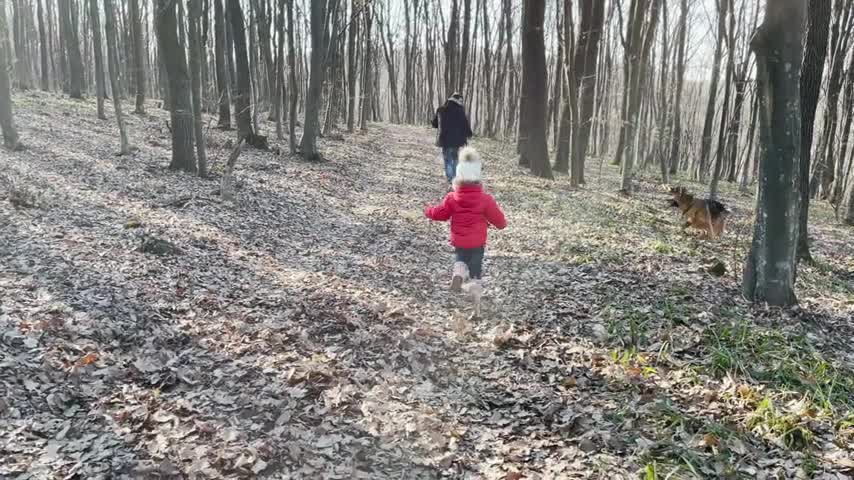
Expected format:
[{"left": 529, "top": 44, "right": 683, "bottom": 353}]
[{"left": 1, "top": 91, "right": 853, "bottom": 480}]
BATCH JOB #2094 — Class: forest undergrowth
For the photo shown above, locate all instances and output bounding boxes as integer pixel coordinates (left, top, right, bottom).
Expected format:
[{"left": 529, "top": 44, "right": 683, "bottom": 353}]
[{"left": 1, "top": 92, "right": 853, "bottom": 479}]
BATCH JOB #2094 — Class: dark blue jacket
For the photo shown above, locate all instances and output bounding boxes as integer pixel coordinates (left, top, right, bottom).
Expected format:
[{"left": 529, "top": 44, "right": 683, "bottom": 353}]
[{"left": 431, "top": 100, "right": 473, "bottom": 148}]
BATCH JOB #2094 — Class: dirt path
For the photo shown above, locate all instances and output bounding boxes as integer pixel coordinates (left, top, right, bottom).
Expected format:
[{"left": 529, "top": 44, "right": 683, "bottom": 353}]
[{"left": 2, "top": 93, "right": 852, "bottom": 479}]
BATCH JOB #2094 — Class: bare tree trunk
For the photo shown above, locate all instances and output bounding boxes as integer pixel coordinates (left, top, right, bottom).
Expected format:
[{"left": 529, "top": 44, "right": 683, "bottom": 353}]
[
  {"left": 189, "top": 0, "right": 207, "bottom": 176},
  {"left": 697, "top": 0, "right": 729, "bottom": 182},
  {"left": 59, "top": 0, "right": 85, "bottom": 98},
  {"left": 275, "top": 0, "right": 285, "bottom": 140},
  {"left": 37, "top": 0, "right": 50, "bottom": 91},
  {"left": 130, "top": 0, "right": 146, "bottom": 113},
  {"left": 156, "top": 0, "right": 196, "bottom": 172},
  {"left": 668, "top": 0, "right": 688, "bottom": 175},
  {"left": 214, "top": 0, "right": 231, "bottom": 128},
  {"left": 346, "top": 0, "right": 359, "bottom": 132},
  {"left": 743, "top": 0, "right": 805, "bottom": 307},
  {"left": 570, "top": 0, "right": 605, "bottom": 185},
  {"left": 458, "top": 0, "right": 471, "bottom": 92},
  {"left": 359, "top": 2, "right": 372, "bottom": 132},
  {"left": 519, "top": 0, "right": 552, "bottom": 179},
  {"left": 88, "top": 0, "right": 107, "bottom": 120},
  {"left": 444, "top": 0, "right": 460, "bottom": 96},
  {"left": 104, "top": 0, "right": 130, "bottom": 154},
  {"left": 287, "top": 0, "right": 297, "bottom": 153},
  {"left": 301, "top": 0, "right": 328, "bottom": 159},
  {"left": 617, "top": 0, "right": 661, "bottom": 193},
  {"left": 709, "top": 0, "right": 735, "bottom": 199},
  {"left": 810, "top": 0, "right": 853, "bottom": 199},
  {"left": 227, "top": 0, "right": 254, "bottom": 139},
  {"left": 0, "top": 5, "right": 20, "bottom": 150},
  {"left": 554, "top": 0, "right": 574, "bottom": 174},
  {"left": 798, "top": 0, "right": 832, "bottom": 261},
  {"left": 740, "top": 89, "right": 759, "bottom": 192}
]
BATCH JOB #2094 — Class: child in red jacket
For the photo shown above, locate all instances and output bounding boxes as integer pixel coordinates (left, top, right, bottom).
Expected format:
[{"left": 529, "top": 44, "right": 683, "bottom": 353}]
[{"left": 425, "top": 147, "right": 506, "bottom": 317}]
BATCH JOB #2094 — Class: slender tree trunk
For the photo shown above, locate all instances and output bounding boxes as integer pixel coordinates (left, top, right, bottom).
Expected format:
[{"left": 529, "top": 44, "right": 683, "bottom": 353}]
[
  {"left": 445, "top": 0, "right": 460, "bottom": 96},
  {"left": 214, "top": 0, "right": 231, "bottom": 128},
  {"left": 287, "top": 0, "right": 297, "bottom": 153},
  {"left": 743, "top": 0, "right": 805, "bottom": 307},
  {"left": 668, "top": 0, "right": 688, "bottom": 175},
  {"left": 227, "top": 0, "right": 254, "bottom": 139},
  {"left": 798, "top": 0, "right": 832, "bottom": 261},
  {"left": 275, "top": 0, "right": 285, "bottom": 140},
  {"left": 89, "top": 0, "right": 107, "bottom": 120},
  {"left": 458, "top": 0, "right": 471, "bottom": 92},
  {"left": 697, "top": 0, "right": 729, "bottom": 182},
  {"left": 37, "top": 0, "right": 50, "bottom": 91},
  {"left": 346, "top": 0, "right": 359, "bottom": 132},
  {"left": 709, "top": 0, "right": 734, "bottom": 200},
  {"left": 740, "top": 89, "right": 759, "bottom": 192},
  {"left": 104, "top": 0, "right": 130, "bottom": 154},
  {"left": 0, "top": 5, "right": 20, "bottom": 150},
  {"left": 130, "top": 0, "right": 146, "bottom": 113},
  {"left": 554, "top": 0, "right": 572, "bottom": 174},
  {"left": 359, "top": 2, "right": 372, "bottom": 132},
  {"left": 189, "top": 0, "right": 207, "bottom": 176},
  {"left": 570, "top": 0, "right": 605, "bottom": 185},
  {"left": 810, "top": 0, "right": 852, "bottom": 199},
  {"left": 156, "top": 0, "right": 196, "bottom": 172}
]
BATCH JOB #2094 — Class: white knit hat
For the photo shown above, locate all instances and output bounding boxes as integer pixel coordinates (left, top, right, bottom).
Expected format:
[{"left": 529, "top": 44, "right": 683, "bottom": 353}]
[{"left": 455, "top": 146, "right": 482, "bottom": 183}]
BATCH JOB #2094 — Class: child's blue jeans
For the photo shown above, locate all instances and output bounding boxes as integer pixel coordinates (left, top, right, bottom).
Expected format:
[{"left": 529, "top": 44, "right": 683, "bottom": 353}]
[
  {"left": 455, "top": 246, "right": 484, "bottom": 279},
  {"left": 443, "top": 147, "right": 459, "bottom": 182}
]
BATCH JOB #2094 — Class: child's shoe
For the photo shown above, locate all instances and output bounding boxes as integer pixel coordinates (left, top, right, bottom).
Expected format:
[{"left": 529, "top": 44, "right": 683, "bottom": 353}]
[
  {"left": 451, "top": 262, "right": 468, "bottom": 292},
  {"left": 463, "top": 280, "right": 484, "bottom": 319}
]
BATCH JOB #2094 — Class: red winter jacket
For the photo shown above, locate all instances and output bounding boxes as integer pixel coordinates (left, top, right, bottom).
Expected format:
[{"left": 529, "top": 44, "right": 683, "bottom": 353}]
[{"left": 424, "top": 184, "right": 507, "bottom": 249}]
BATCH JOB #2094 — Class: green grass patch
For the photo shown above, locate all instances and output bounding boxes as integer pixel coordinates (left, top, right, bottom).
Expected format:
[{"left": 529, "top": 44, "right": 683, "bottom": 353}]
[
  {"left": 747, "top": 397, "right": 815, "bottom": 451},
  {"left": 707, "top": 321, "right": 854, "bottom": 414}
]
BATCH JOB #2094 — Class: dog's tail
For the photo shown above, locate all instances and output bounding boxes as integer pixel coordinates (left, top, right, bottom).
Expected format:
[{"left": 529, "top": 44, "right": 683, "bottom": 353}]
[{"left": 708, "top": 200, "right": 729, "bottom": 218}]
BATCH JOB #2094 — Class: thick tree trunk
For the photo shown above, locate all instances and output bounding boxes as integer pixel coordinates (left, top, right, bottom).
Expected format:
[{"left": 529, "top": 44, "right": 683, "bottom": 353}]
[
  {"left": 130, "top": 0, "right": 146, "bottom": 113},
  {"left": 189, "top": 0, "right": 207, "bottom": 176},
  {"left": 519, "top": 0, "right": 552, "bottom": 179},
  {"left": 301, "top": 0, "right": 328, "bottom": 159},
  {"left": 227, "top": 0, "right": 254, "bottom": 139},
  {"left": 156, "top": 0, "right": 196, "bottom": 172},
  {"left": 104, "top": 0, "right": 129, "bottom": 154},
  {"left": 743, "top": 0, "right": 805, "bottom": 307},
  {"left": 0, "top": 6, "right": 20, "bottom": 150},
  {"left": 89, "top": 0, "right": 107, "bottom": 120},
  {"left": 798, "top": 0, "right": 832, "bottom": 261},
  {"left": 59, "top": 0, "right": 85, "bottom": 98}
]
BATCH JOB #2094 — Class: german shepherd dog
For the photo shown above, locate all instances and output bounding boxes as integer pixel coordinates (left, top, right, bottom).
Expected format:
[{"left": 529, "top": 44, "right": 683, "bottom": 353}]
[{"left": 669, "top": 186, "right": 730, "bottom": 238}]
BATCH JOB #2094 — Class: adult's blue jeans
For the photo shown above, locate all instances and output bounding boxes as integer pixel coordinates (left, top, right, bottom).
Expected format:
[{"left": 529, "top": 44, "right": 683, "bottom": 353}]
[{"left": 443, "top": 147, "right": 459, "bottom": 182}]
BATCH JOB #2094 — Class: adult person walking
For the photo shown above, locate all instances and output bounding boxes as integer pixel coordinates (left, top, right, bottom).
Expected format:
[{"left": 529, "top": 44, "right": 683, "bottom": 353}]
[{"left": 431, "top": 92, "right": 473, "bottom": 184}]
